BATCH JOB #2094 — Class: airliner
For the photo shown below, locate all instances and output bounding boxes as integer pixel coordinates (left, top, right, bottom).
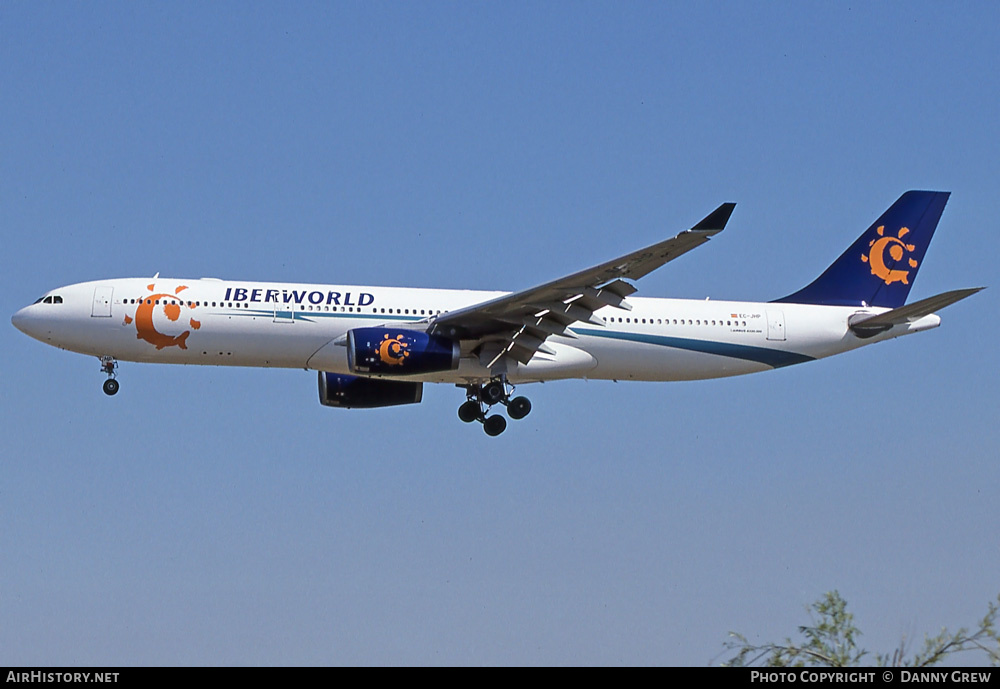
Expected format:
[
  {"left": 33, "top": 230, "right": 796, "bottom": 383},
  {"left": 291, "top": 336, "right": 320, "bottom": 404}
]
[{"left": 11, "top": 191, "right": 981, "bottom": 436}]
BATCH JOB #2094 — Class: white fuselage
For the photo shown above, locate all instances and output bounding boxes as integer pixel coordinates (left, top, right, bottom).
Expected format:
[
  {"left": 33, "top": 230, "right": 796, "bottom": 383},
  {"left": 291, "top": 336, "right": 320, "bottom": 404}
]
[{"left": 12, "top": 277, "right": 942, "bottom": 385}]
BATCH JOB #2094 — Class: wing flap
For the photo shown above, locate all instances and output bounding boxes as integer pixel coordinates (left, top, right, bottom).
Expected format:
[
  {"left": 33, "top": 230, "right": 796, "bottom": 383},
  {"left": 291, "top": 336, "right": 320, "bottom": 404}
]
[{"left": 521, "top": 315, "right": 578, "bottom": 339}]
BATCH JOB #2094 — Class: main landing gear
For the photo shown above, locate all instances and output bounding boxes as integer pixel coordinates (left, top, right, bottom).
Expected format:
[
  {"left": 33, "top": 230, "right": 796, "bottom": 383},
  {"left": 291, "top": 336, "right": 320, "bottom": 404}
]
[
  {"left": 100, "top": 356, "right": 119, "bottom": 396},
  {"left": 457, "top": 376, "right": 532, "bottom": 437}
]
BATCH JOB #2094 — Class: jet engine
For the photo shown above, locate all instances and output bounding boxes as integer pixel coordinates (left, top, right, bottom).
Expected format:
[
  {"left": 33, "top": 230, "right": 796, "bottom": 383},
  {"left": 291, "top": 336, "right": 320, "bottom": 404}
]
[
  {"left": 347, "top": 328, "right": 459, "bottom": 375},
  {"left": 317, "top": 372, "right": 423, "bottom": 409}
]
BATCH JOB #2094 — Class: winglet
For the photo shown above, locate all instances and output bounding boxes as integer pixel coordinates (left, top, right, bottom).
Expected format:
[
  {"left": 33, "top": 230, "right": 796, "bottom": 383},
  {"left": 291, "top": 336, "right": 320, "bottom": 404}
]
[{"left": 692, "top": 203, "right": 737, "bottom": 232}]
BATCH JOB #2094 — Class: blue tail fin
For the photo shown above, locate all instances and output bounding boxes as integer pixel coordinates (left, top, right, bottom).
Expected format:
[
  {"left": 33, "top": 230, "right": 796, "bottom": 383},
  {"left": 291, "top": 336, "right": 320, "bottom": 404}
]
[{"left": 773, "top": 191, "right": 950, "bottom": 308}]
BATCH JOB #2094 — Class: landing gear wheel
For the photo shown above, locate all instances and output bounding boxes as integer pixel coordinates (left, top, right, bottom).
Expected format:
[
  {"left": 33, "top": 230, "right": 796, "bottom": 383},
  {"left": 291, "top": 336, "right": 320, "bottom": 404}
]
[
  {"left": 507, "top": 396, "right": 531, "bottom": 420},
  {"left": 480, "top": 381, "right": 505, "bottom": 406},
  {"left": 102, "top": 378, "right": 120, "bottom": 396},
  {"left": 483, "top": 415, "right": 507, "bottom": 437},
  {"left": 458, "top": 400, "right": 481, "bottom": 423}
]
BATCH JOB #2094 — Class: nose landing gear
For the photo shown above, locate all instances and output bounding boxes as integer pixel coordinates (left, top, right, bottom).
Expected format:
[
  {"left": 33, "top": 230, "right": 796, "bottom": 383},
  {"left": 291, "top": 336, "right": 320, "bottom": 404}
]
[
  {"left": 457, "top": 376, "right": 531, "bottom": 436},
  {"left": 100, "top": 356, "right": 119, "bottom": 396}
]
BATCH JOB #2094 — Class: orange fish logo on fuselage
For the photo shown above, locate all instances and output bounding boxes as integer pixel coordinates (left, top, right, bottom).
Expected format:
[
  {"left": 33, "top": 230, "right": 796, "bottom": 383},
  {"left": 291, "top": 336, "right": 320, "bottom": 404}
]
[
  {"left": 124, "top": 284, "right": 201, "bottom": 350},
  {"left": 861, "top": 225, "right": 918, "bottom": 285}
]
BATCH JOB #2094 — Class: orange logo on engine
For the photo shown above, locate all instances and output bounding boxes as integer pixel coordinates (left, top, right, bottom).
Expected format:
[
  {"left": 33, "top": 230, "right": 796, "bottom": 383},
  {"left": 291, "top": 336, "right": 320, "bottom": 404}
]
[
  {"left": 126, "top": 284, "right": 200, "bottom": 350},
  {"left": 861, "top": 225, "right": 918, "bottom": 285},
  {"left": 377, "top": 333, "right": 410, "bottom": 366}
]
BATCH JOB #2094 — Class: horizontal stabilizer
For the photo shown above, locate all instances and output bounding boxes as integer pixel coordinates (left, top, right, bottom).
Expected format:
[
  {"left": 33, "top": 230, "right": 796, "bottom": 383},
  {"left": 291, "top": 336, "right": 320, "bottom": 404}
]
[{"left": 849, "top": 287, "right": 984, "bottom": 337}]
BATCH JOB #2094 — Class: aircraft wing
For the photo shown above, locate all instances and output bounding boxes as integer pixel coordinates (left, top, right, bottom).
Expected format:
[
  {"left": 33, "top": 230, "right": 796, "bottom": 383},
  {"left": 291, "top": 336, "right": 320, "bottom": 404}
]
[{"left": 429, "top": 202, "right": 736, "bottom": 368}]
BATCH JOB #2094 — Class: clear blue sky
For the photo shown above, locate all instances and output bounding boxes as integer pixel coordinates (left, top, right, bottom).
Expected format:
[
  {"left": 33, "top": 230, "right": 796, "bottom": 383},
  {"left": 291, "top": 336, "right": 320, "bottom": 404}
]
[{"left": 2, "top": 2, "right": 997, "bottom": 665}]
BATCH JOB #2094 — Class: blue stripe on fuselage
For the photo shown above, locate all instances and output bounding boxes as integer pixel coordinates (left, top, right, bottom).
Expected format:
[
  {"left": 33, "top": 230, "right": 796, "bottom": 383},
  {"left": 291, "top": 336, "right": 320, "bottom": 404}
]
[{"left": 572, "top": 328, "right": 814, "bottom": 368}]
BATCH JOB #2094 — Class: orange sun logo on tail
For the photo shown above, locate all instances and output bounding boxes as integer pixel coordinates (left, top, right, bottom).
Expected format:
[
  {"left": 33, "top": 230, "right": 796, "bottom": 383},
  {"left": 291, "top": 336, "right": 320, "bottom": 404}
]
[
  {"left": 127, "top": 284, "right": 200, "bottom": 350},
  {"left": 861, "top": 225, "right": 918, "bottom": 285}
]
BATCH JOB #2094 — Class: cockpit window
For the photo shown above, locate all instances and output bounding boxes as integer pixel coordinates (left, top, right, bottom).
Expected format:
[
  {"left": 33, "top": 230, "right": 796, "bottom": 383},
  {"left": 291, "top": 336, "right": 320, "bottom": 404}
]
[
  {"left": 33, "top": 297, "right": 44, "bottom": 304},
  {"left": 35, "top": 295, "right": 63, "bottom": 305},
  {"left": 43, "top": 296, "right": 53, "bottom": 304},
  {"left": 53, "top": 296, "right": 63, "bottom": 304}
]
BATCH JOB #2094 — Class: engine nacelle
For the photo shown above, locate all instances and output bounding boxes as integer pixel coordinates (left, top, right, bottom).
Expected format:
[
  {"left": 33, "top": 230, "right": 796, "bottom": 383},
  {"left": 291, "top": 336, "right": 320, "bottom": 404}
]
[
  {"left": 318, "top": 372, "right": 423, "bottom": 409},
  {"left": 347, "top": 327, "right": 460, "bottom": 376}
]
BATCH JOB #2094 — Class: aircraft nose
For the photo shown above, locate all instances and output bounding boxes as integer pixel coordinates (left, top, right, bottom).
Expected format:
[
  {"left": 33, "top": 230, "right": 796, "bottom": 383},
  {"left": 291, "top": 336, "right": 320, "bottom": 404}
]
[
  {"left": 11, "top": 305, "right": 44, "bottom": 340},
  {"left": 11, "top": 306, "right": 30, "bottom": 334}
]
